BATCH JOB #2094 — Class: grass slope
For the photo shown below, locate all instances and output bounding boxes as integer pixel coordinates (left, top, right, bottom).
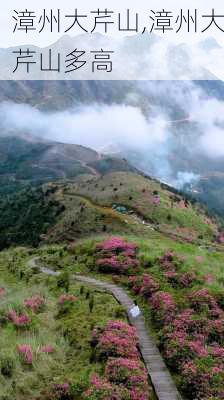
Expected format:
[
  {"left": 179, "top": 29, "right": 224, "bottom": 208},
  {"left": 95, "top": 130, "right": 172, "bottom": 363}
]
[
  {"left": 0, "top": 171, "right": 222, "bottom": 250},
  {"left": 26, "top": 234, "right": 224, "bottom": 400},
  {"left": 0, "top": 247, "right": 140, "bottom": 400}
]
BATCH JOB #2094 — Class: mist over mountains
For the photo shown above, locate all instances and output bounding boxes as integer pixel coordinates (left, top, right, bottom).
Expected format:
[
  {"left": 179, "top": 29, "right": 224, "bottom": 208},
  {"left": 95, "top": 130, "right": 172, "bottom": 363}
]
[{"left": 0, "top": 79, "right": 224, "bottom": 214}]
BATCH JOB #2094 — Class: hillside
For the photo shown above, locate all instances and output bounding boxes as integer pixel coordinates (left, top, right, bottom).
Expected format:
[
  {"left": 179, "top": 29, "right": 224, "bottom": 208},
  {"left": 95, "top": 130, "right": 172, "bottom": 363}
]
[
  {"left": 0, "top": 136, "right": 136, "bottom": 195},
  {"left": 0, "top": 170, "right": 222, "bottom": 250},
  {"left": 0, "top": 246, "right": 156, "bottom": 399},
  {"left": 1, "top": 166, "right": 224, "bottom": 399}
]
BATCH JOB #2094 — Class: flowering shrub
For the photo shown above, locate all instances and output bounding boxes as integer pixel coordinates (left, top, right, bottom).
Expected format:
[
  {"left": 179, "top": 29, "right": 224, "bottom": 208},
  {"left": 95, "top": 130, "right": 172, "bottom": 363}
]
[
  {"left": 58, "top": 294, "right": 76, "bottom": 305},
  {"left": 93, "top": 320, "right": 139, "bottom": 360},
  {"left": 96, "top": 237, "right": 137, "bottom": 254},
  {"left": 217, "top": 232, "right": 224, "bottom": 244},
  {"left": 96, "top": 256, "right": 139, "bottom": 274},
  {"left": 188, "top": 289, "right": 223, "bottom": 318},
  {"left": 203, "top": 274, "right": 214, "bottom": 284},
  {"left": 210, "top": 344, "right": 224, "bottom": 358},
  {"left": 95, "top": 237, "right": 139, "bottom": 275},
  {"left": 129, "top": 274, "right": 159, "bottom": 298},
  {"left": 87, "top": 319, "right": 151, "bottom": 400},
  {"left": 52, "top": 383, "right": 70, "bottom": 399},
  {"left": 84, "top": 374, "right": 127, "bottom": 399},
  {"left": 150, "top": 291, "right": 176, "bottom": 324},
  {"left": 24, "top": 295, "right": 45, "bottom": 313},
  {"left": 164, "top": 271, "right": 198, "bottom": 288},
  {"left": 178, "top": 272, "right": 197, "bottom": 288},
  {"left": 152, "top": 195, "right": 161, "bottom": 206},
  {"left": 128, "top": 247, "right": 224, "bottom": 399},
  {"left": 157, "top": 250, "right": 184, "bottom": 272},
  {"left": 181, "top": 359, "right": 224, "bottom": 399},
  {"left": 209, "top": 318, "right": 224, "bottom": 343},
  {"left": 152, "top": 300, "right": 224, "bottom": 398},
  {"left": 105, "top": 357, "right": 149, "bottom": 391},
  {"left": 17, "top": 344, "right": 33, "bottom": 364},
  {"left": 8, "top": 310, "right": 31, "bottom": 327},
  {"left": 187, "top": 340, "right": 208, "bottom": 357},
  {"left": 39, "top": 345, "right": 54, "bottom": 354},
  {"left": 42, "top": 383, "right": 71, "bottom": 400}
]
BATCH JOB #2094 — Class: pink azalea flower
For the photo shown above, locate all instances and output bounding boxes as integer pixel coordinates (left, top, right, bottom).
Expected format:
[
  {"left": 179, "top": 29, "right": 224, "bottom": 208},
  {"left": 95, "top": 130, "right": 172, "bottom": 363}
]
[
  {"left": 24, "top": 295, "right": 45, "bottom": 313},
  {"left": 39, "top": 345, "right": 54, "bottom": 354},
  {"left": 8, "top": 310, "right": 31, "bottom": 327},
  {"left": 58, "top": 294, "right": 76, "bottom": 305},
  {"left": 17, "top": 344, "right": 33, "bottom": 364}
]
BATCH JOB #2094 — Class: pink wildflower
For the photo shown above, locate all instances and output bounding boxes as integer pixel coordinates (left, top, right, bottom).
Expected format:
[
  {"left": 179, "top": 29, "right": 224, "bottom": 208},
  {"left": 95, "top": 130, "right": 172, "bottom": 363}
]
[
  {"left": 24, "top": 295, "right": 45, "bottom": 313},
  {"left": 17, "top": 344, "right": 33, "bottom": 364},
  {"left": 58, "top": 294, "right": 76, "bottom": 305},
  {"left": 8, "top": 310, "right": 31, "bottom": 327},
  {"left": 96, "top": 237, "right": 137, "bottom": 252},
  {"left": 39, "top": 345, "right": 54, "bottom": 354},
  {"left": 150, "top": 291, "right": 176, "bottom": 324},
  {"left": 210, "top": 345, "right": 224, "bottom": 358},
  {"left": 129, "top": 274, "right": 159, "bottom": 298},
  {"left": 188, "top": 340, "right": 208, "bottom": 357},
  {"left": 195, "top": 256, "right": 204, "bottom": 263},
  {"left": 52, "top": 383, "right": 70, "bottom": 397},
  {"left": 152, "top": 195, "right": 161, "bottom": 205},
  {"left": 96, "top": 237, "right": 139, "bottom": 274}
]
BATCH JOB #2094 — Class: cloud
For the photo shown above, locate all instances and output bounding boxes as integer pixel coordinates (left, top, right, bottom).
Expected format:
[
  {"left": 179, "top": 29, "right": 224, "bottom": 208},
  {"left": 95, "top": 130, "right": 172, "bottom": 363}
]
[
  {"left": 1, "top": 79, "right": 224, "bottom": 189},
  {"left": 172, "top": 171, "right": 201, "bottom": 190},
  {"left": 0, "top": 101, "right": 168, "bottom": 149}
]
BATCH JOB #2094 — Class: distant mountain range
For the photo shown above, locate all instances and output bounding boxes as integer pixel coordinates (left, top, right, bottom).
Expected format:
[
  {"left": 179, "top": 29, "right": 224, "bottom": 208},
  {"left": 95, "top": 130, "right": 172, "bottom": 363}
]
[{"left": 0, "top": 33, "right": 221, "bottom": 80}]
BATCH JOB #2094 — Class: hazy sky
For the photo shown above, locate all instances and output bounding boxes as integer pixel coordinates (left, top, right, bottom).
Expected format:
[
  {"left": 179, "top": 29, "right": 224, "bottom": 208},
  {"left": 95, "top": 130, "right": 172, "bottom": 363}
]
[{"left": 1, "top": 0, "right": 224, "bottom": 47}]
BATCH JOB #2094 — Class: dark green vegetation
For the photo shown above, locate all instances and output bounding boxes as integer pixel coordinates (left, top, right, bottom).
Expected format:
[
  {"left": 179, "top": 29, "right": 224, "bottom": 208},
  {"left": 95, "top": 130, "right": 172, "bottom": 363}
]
[
  {"left": 0, "top": 187, "right": 63, "bottom": 249},
  {"left": 193, "top": 174, "right": 224, "bottom": 218}
]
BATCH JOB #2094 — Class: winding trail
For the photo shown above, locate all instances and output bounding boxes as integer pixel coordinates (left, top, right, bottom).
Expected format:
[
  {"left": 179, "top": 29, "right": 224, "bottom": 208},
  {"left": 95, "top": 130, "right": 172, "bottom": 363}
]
[{"left": 28, "top": 257, "right": 182, "bottom": 400}]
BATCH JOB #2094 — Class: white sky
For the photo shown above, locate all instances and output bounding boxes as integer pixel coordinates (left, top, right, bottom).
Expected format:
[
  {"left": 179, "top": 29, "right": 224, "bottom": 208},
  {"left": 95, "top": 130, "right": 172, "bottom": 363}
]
[{"left": 1, "top": 0, "right": 224, "bottom": 48}]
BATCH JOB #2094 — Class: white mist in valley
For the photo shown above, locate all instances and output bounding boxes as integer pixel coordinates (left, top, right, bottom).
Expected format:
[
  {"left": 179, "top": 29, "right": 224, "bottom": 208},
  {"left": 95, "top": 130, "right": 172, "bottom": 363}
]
[{"left": 0, "top": 80, "right": 224, "bottom": 189}]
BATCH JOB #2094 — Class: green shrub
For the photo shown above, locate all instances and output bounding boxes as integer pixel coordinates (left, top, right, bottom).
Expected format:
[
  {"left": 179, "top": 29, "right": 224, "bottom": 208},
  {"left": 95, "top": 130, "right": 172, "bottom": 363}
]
[
  {"left": 89, "top": 296, "right": 94, "bottom": 313},
  {"left": 70, "top": 376, "right": 88, "bottom": 397},
  {"left": 57, "top": 271, "right": 70, "bottom": 293},
  {"left": 80, "top": 286, "right": 85, "bottom": 295},
  {"left": 114, "top": 305, "right": 126, "bottom": 319},
  {"left": 139, "top": 253, "right": 154, "bottom": 269},
  {"left": 0, "top": 355, "right": 15, "bottom": 377}
]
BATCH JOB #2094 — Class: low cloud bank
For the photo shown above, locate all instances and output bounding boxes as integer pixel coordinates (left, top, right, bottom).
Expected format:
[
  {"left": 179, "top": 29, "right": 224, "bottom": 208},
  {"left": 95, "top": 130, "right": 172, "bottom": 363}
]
[{"left": 1, "top": 81, "right": 224, "bottom": 189}]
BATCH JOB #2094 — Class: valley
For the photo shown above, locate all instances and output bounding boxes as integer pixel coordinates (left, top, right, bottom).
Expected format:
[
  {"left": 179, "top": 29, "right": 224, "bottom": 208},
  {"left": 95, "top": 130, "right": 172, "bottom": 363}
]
[{"left": 0, "top": 80, "right": 224, "bottom": 400}]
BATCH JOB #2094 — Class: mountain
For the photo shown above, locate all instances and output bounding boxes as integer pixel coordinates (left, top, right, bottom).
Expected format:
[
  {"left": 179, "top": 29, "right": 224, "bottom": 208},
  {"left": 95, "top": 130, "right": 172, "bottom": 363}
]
[
  {"left": 1, "top": 80, "right": 224, "bottom": 216},
  {"left": 0, "top": 33, "right": 219, "bottom": 80},
  {"left": 0, "top": 135, "right": 136, "bottom": 195},
  {"left": 0, "top": 168, "right": 220, "bottom": 250}
]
